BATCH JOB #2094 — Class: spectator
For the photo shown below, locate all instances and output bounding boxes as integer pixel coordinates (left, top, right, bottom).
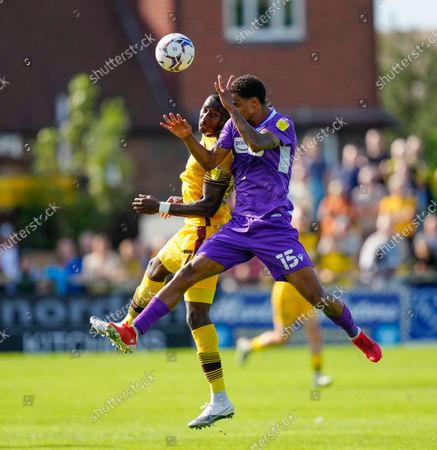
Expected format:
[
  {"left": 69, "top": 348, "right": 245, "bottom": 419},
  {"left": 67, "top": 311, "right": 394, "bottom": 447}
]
[
  {"left": 291, "top": 207, "right": 318, "bottom": 262},
  {"left": 317, "top": 179, "right": 354, "bottom": 238},
  {"left": 44, "top": 238, "right": 84, "bottom": 296},
  {"left": 405, "top": 135, "right": 427, "bottom": 173},
  {"left": 413, "top": 236, "right": 437, "bottom": 274},
  {"left": 0, "top": 223, "right": 20, "bottom": 294},
  {"left": 359, "top": 214, "right": 407, "bottom": 286},
  {"left": 301, "top": 136, "right": 328, "bottom": 219},
  {"left": 116, "top": 239, "right": 143, "bottom": 292},
  {"left": 331, "top": 144, "right": 361, "bottom": 194},
  {"left": 318, "top": 215, "right": 360, "bottom": 286},
  {"left": 79, "top": 230, "right": 94, "bottom": 258},
  {"left": 405, "top": 135, "right": 433, "bottom": 214},
  {"left": 82, "top": 234, "right": 122, "bottom": 293},
  {"left": 17, "top": 253, "right": 39, "bottom": 294},
  {"left": 317, "top": 180, "right": 359, "bottom": 284},
  {"left": 351, "top": 165, "right": 387, "bottom": 239},
  {"left": 288, "top": 163, "right": 314, "bottom": 218},
  {"left": 414, "top": 214, "right": 437, "bottom": 264},
  {"left": 364, "top": 129, "right": 388, "bottom": 181},
  {"left": 379, "top": 174, "right": 417, "bottom": 241}
]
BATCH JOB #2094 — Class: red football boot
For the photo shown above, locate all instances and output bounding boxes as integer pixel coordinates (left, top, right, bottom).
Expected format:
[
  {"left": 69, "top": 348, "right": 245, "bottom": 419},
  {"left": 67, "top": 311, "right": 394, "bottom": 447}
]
[
  {"left": 106, "top": 322, "right": 138, "bottom": 353},
  {"left": 352, "top": 330, "right": 382, "bottom": 363}
]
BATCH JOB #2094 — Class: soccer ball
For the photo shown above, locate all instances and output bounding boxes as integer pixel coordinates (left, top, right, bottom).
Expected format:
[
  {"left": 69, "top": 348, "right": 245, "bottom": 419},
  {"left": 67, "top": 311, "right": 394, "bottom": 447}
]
[{"left": 155, "top": 33, "right": 195, "bottom": 72}]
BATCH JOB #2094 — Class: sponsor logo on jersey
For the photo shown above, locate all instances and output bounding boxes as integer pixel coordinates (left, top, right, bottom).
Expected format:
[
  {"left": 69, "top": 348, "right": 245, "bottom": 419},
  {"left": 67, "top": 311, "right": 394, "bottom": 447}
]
[{"left": 234, "top": 137, "right": 264, "bottom": 157}]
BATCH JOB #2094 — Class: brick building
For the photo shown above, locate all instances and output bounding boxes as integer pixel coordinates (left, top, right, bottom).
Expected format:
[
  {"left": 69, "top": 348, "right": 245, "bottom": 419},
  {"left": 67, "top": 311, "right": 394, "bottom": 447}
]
[{"left": 0, "top": 0, "right": 393, "bottom": 206}]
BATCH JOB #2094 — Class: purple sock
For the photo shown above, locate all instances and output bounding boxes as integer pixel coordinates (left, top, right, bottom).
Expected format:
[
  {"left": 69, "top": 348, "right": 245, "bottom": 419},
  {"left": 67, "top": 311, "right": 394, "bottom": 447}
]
[
  {"left": 133, "top": 297, "right": 171, "bottom": 335},
  {"left": 328, "top": 304, "right": 359, "bottom": 339}
]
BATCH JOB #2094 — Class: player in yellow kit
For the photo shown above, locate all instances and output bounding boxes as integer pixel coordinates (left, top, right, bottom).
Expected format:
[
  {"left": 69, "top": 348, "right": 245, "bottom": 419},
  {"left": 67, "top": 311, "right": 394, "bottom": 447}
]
[
  {"left": 91, "top": 94, "right": 235, "bottom": 428},
  {"left": 236, "top": 208, "right": 333, "bottom": 387}
]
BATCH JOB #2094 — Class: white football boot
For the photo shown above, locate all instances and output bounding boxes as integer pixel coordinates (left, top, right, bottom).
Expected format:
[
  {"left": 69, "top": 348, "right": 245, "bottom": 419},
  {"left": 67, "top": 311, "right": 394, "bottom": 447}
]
[
  {"left": 314, "top": 373, "right": 333, "bottom": 387},
  {"left": 89, "top": 315, "right": 110, "bottom": 337},
  {"left": 188, "top": 393, "right": 234, "bottom": 429}
]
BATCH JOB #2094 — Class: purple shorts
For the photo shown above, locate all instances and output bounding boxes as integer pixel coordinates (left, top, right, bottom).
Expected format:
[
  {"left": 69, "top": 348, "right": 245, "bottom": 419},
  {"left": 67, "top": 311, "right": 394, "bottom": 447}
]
[{"left": 197, "top": 213, "right": 313, "bottom": 281}]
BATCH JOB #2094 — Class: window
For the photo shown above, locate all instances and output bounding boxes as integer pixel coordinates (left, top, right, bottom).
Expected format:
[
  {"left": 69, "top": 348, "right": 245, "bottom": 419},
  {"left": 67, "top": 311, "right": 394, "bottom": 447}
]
[
  {"left": 0, "top": 134, "right": 23, "bottom": 158},
  {"left": 223, "top": 0, "right": 306, "bottom": 44}
]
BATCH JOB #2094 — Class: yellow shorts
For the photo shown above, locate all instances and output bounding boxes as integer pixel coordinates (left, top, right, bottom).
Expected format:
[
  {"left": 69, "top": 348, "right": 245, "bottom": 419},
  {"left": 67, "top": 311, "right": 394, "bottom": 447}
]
[
  {"left": 157, "top": 224, "right": 220, "bottom": 304},
  {"left": 271, "top": 281, "right": 315, "bottom": 327}
]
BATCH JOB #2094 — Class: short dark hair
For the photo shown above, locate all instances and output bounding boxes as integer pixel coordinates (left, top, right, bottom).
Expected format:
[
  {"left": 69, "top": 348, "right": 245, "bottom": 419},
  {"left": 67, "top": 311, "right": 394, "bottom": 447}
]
[
  {"left": 204, "top": 93, "right": 230, "bottom": 122},
  {"left": 231, "top": 74, "right": 266, "bottom": 104}
]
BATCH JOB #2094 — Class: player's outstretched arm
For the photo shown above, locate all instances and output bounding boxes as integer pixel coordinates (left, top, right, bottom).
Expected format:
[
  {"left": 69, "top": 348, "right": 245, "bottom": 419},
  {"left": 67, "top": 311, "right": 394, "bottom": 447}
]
[
  {"left": 132, "top": 181, "right": 228, "bottom": 218},
  {"left": 214, "top": 75, "right": 280, "bottom": 153},
  {"left": 163, "top": 181, "right": 228, "bottom": 218},
  {"left": 160, "top": 113, "right": 228, "bottom": 170}
]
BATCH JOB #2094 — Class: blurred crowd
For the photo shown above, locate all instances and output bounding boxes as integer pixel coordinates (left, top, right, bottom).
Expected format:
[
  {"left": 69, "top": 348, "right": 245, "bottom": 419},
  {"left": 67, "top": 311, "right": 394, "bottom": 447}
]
[
  {"left": 1, "top": 129, "right": 436, "bottom": 296},
  {"left": 0, "top": 230, "right": 147, "bottom": 296},
  {"left": 223, "top": 129, "right": 437, "bottom": 290}
]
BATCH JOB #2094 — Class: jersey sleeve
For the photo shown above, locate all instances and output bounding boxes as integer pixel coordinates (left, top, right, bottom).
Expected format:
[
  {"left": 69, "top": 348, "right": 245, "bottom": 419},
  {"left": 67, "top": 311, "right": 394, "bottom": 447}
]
[
  {"left": 216, "top": 118, "right": 234, "bottom": 150},
  {"left": 265, "top": 116, "right": 297, "bottom": 148},
  {"left": 204, "top": 151, "right": 233, "bottom": 187}
]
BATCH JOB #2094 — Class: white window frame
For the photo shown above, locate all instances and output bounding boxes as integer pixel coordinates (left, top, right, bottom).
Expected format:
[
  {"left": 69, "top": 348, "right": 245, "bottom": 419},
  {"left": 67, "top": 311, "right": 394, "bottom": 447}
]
[{"left": 223, "top": 0, "right": 306, "bottom": 44}]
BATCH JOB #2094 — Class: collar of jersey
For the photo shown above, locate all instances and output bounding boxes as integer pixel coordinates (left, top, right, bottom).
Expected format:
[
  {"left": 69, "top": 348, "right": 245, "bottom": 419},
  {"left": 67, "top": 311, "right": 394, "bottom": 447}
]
[{"left": 255, "top": 107, "right": 277, "bottom": 131}]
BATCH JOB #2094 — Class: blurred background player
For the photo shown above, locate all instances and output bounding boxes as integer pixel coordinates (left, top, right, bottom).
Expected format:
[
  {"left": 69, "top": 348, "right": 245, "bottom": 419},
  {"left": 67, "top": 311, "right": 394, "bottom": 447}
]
[
  {"left": 91, "top": 94, "right": 235, "bottom": 428},
  {"left": 236, "top": 207, "right": 332, "bottom": 387}
]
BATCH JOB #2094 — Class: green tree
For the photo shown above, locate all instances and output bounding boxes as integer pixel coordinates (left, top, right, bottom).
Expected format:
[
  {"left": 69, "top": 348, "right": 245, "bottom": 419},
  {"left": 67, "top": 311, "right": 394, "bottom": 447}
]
[
  {"left": 27, "top": 74, "right": 133, "bottom": 245},
  {"left": 377, "top": 31, "right": 437, "bottom": 168}
]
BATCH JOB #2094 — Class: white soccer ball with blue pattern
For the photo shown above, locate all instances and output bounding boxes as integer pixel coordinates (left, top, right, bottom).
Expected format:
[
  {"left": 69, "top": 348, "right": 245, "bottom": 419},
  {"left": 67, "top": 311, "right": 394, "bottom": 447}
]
[{"left": 155, "top": 33, "right": 195, "bottom": 72}]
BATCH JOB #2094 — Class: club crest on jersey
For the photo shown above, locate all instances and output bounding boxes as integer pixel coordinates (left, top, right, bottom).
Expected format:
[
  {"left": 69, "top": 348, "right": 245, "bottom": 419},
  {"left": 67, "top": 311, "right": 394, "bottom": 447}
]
[{"left": 276, "top": 118, "right": 290, "bottom": 131}]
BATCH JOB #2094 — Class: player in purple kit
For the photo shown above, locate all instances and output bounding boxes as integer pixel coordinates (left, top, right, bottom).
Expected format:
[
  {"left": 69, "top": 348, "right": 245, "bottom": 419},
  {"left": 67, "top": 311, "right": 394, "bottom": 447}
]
[{"left": 104, "top": 74, "right": 382, "bottom": 428}]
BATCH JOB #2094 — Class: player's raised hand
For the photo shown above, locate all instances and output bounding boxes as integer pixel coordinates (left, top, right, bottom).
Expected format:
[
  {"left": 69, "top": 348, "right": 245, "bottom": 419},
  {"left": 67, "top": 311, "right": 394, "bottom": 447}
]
[
  {"left": 132, "top": 194, "right": 160, "bottom": 215},
  {"left": 160, "top": 113, "right": 192, "bottom": 139},
  {"left": 214, "top": 75, "right": 235, "bottom": 112}
]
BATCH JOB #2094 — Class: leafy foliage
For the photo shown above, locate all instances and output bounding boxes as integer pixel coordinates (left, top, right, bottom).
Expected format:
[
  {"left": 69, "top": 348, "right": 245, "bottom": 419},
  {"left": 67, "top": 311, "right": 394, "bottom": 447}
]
[{"left": 377, "top": 31, "right": 437, "bottom": 169}]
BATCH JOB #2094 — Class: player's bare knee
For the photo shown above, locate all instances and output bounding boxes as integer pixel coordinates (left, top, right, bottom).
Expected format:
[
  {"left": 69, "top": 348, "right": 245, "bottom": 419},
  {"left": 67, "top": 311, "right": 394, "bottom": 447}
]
[
  {"left": 186, "top": 308, "right": 210, "bottom": 330},
  {"left": 146, "top": 258, "right": 168, "bottom": 282}
]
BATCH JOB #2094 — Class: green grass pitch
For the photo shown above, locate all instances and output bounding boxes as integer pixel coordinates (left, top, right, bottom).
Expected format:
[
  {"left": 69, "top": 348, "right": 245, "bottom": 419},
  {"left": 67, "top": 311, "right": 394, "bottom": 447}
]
[{"left": 1, "top": 345, "right": 436, "bottom": 450}]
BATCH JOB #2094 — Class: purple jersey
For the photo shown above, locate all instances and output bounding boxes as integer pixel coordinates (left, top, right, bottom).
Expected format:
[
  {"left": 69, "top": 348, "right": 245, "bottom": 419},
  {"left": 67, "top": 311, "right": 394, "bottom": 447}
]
[{"left": 216, "top": 108, "right": 297, "bottom": 218}]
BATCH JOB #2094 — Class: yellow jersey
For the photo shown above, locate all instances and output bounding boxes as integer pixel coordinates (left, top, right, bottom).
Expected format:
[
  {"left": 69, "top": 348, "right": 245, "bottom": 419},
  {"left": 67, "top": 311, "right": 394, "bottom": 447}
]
[{"left": 180, "top": 135, "right": 234, "bottom": 226}]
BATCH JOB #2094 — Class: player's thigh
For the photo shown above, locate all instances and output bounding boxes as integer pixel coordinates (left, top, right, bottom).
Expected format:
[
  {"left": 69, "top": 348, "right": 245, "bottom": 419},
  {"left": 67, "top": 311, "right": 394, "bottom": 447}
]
[
  {"left": 172, "top": 254, "right": 225, "bottom": 288},
  {"left": 253, "top": 217, "right": 313, "bottom": 282},
  {"left": 156, "top": 227, "right": 185, "bottom": 274},
  {"left": 195, "top": 220, "right": 254, "bottom": 272}
]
